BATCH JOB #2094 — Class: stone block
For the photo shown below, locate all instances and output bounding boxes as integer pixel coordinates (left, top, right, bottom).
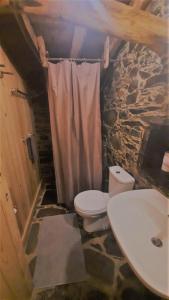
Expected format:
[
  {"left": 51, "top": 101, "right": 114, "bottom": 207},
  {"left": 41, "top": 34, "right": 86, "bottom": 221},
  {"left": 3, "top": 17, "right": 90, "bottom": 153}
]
[
  {"left": 145, "top": 73, "right": 168, "bottom": 88},
  {"left": 110, "top": 134, "right": 121, "bottom": 150},
  {"left": 103, "top": 110, "right": 117, "bottom": 125},
  {"left": 127, "top": 92, "right": 138, "bottom": 104}
]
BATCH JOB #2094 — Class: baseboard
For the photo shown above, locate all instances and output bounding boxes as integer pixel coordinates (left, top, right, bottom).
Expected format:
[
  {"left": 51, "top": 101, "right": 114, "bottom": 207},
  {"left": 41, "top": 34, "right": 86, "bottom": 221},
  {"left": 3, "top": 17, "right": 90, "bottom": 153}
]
[{"left": 22, "top": 180, "right": 43, "bottom": 245}]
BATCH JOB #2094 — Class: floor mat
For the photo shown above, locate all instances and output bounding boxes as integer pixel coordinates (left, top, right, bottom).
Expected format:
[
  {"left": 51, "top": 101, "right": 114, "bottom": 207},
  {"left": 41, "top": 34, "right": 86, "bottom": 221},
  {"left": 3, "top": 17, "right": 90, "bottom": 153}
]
[{"left": 33, "top": 214, "right": 87, "bottom": 288}]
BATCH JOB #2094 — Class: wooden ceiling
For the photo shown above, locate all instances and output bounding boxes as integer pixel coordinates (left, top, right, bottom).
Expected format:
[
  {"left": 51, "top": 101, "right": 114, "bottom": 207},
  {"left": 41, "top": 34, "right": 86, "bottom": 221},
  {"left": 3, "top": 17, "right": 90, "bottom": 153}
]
[
  {"left": 0, "top": 0, "right": 168, "bottom": 72},
  {"left": 29, "top": 15, "right": 106, "bottom": 59},
  {"left": 21, "top": 0, "right": 167, "bottom": 60},
  {"left": 25, "top": 0, "right": 130, "bottom": 59},
  {"left": 0, "top": 0, "right": 167, "bottom": 98}
]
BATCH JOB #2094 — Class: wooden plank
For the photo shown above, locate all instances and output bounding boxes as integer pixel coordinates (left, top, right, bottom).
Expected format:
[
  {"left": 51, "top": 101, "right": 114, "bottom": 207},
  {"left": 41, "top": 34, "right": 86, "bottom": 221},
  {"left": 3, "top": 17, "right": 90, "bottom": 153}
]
[
  {"left": 103, "top": 36, "right": 110, "bottom": 69},
  {"left": 37, "top": 35, "right": 48, "bottom": 68},
  {"left": 22, "top": 179, "right": 42, "bottom": 245},
  {"left": 101, "top": 36, "right": 121, "bottom": 70},
  {"left": 101, "top": 0, "right": 167, "bottom": 54},
  {"left": 21, "top": 12, "right": 38, "bottom": 50},
  {"left": 0, "top": 177, "right": 32, "bottom": 300},
  {"left": 0, "top": 2, "right": 38, "bottom": 50},
  {"left": 130, "top": 0, "right": 152, "bottom": 9},
  {"left": 101, "top": 0, "right": 155, "bottom": 73},
  {"left": 70, "top": 26, "right": 86, "bottom": 58},
  {"left": 0, "top": 0, "right": 9, "bottom": 7},
  {"left": 0, "top": 46, "right": 40, "bottom": 233},
  {"left": 0, "top": 272, "right": 16, "bottom": 300},
  {"left": 23, "top": 0, "right": 168, "bottom": 54}
]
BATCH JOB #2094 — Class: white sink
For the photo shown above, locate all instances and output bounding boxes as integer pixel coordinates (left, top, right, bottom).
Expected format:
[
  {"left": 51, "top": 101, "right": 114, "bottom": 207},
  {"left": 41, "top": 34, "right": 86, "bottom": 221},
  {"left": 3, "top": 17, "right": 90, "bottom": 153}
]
[{"left": 107, "top": 189, "right": 169, "bottom": 299}]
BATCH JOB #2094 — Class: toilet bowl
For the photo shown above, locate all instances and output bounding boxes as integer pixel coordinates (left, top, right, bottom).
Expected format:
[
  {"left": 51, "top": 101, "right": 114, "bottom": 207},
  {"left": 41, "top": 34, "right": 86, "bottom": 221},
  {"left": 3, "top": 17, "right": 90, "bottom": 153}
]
[
  {"left": 74, "top": 166, "right": 135, "bottom": 232},
  {"left": 74, "top": 190, "right": 110, "bottom": 232}
]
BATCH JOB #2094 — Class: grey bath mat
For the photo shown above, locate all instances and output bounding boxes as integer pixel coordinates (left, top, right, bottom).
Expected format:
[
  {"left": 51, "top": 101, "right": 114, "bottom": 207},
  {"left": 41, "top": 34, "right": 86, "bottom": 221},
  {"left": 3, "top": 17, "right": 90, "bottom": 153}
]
[{"left": 33, "top": 214, "right": 87, "bottom": 288}]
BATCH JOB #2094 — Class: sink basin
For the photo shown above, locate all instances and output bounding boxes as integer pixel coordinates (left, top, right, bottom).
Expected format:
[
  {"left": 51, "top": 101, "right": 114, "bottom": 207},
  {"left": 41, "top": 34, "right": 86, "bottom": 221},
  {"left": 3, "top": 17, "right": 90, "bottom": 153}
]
[{"left": 107, "top": 189, "right": 169, "bottom": 299}]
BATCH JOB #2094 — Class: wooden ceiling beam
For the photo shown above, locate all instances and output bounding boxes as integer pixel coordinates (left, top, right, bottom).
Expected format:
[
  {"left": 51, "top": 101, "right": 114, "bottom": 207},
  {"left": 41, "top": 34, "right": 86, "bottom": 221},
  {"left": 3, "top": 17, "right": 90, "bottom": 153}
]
[
  {"left": 100, "top": 0, "right": 154, "bottom": 75},
  {"left": 70, "top": 26, "right": 86, "bottom": 58},
  {"left": 27, "top": 14, "right": 63, "bottom": 27},
  {"left": 21, "top": 12, "right": 38, "bottom": 50},
  {"left": 37, "top": 35, "right": 48, "bottom": 68},
  {"left": 130, "top": 0, "right": 152, "bottom": 10},
  {"left": 101, "top": 36, "right": 121, "bottom": 70},
  {"left": 102, "top": 0, "right": 152, "bottom": 63},
  {"left": 23, "top": 0, "right": 168, "bottom": 55}
]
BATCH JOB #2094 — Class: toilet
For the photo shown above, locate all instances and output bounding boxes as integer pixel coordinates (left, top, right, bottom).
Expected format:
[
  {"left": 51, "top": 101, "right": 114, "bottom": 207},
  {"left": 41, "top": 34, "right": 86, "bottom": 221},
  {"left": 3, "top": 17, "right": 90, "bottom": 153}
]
[{"left": 74, "top": 166, "right": 135, "bottom": 232}]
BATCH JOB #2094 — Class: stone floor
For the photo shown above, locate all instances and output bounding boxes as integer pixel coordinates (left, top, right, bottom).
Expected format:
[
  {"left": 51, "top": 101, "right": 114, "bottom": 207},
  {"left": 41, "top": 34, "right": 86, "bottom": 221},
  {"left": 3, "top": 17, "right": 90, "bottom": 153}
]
[{"left": 26, "top": 187, "right": 165, "bottom": 300}]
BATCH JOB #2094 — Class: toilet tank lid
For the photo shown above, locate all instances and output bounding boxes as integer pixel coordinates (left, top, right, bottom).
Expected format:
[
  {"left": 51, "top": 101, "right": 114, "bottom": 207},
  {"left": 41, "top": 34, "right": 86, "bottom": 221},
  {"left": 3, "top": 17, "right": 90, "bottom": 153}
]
[{"left": 109, "top": 166, "right": 135, "bottom": 184}]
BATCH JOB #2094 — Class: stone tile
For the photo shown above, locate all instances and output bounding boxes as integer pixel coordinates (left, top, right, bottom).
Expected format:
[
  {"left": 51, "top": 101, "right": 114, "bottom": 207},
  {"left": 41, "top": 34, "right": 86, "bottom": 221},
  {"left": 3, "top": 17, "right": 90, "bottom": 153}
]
[
  {"left": 63, "top": 282, "right": 88, "bottom": 300},
  {"left": 84, "top": 249, "right": 115, "bottom": 284},
  {"left": 120, "top": 286, "right": 161, "bottom": 300},
  {"left": 80, "top": 229, "right": 93, "bottom": 243},
  {"left": 144, "top": 290, "right": 162, "bottom": 300},
  {"left": 119, "top": 263, "right": 135, "bottom": 279},
  {"left": 35, "top": 288, "right": 68, "bottom": 300},
  {"left": 85, "top": 289, "right": 109, "bottom": 300},
  {"left": 103, "top": 232, "right": 124, "bottom": 258},
  {"left": 80, "top": 228, "right": 108, "bottom": 244},
  {"left": 91, "top": 243, "right": 102, "bottom": 252},
  {"left": 121, "top": 288, "right": 143, "bottom": 300},
  {"left": 36, "top": 207, "right": 66, "bottom": 218},
  {"left": 25, "top": 223, "right": 39, "bottom": 255}
]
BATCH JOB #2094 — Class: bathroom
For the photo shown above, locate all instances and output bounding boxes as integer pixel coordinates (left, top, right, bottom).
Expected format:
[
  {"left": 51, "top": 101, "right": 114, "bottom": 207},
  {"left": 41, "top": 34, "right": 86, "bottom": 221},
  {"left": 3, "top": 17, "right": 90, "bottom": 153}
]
[{"left": 0, "top": 0, "right": 169, "bottom": 299}]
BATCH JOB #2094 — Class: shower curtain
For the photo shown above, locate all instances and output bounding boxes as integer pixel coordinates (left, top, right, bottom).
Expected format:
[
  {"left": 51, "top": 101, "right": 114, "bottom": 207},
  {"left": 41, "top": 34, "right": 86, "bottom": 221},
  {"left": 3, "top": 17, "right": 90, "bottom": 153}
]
[{"left": 48, "top": 60, "right": 102, "bottom": 207}]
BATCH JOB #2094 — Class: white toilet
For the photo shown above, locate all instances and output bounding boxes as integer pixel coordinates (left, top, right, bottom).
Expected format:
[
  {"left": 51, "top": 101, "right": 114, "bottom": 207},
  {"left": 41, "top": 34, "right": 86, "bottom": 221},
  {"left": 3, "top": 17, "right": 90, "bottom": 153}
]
[{"left": 74, "top": 166, "right": 135, "bottom": 232}]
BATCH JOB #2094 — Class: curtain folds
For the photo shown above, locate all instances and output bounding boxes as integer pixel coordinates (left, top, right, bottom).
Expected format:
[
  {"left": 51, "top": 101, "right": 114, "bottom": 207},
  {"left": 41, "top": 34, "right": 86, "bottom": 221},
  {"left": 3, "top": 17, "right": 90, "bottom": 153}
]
[{"left": 48, "top": 61, "right": 102, "bottom": 207}]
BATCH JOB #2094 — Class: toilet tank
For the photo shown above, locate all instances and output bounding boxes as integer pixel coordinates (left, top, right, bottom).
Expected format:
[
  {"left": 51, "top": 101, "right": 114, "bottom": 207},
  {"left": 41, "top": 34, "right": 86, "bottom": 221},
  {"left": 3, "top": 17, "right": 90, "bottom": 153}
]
[{"left": 108, "top": 166, "right": 135, "bottom": 197}]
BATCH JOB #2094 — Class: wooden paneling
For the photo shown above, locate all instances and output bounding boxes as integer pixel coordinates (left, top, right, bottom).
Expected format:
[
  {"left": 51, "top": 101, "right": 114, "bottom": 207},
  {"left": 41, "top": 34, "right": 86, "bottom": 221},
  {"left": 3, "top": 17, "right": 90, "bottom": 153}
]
[
  {"left": 21, "top": 12, "right": 38, "bottom": 50},
  {"left": 0, "top": 46, "right": 40, "bottom": 234},
  {"left": 0, "top": 10, "right": 45, "bottom": 93},
  {"left": 0, "top": 176, "right": 32, "bottom": 300},
  {"left": 37, "top": 35, "right": 48, "bottom": 68}
]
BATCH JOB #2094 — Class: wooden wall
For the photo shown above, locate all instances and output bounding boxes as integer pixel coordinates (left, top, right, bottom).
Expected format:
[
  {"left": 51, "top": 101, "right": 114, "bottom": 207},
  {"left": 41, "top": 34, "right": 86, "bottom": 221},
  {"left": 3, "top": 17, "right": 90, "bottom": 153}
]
[
  {"left": 0, "top": 46, "right": 40, "bottom": 235},
  {"left": 0, "top": 177, "right": 32, "bottom": 300}
]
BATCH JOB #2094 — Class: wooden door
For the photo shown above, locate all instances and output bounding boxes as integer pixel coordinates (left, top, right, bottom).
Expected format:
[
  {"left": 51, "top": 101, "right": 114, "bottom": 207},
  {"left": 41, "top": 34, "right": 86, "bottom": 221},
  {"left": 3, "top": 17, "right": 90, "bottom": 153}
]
[
  {"left": 0, "top": 176, "right": 32, "bottom": 300},
  {"left": 0, "top": 46, "right": 40, "bottom": 235}
]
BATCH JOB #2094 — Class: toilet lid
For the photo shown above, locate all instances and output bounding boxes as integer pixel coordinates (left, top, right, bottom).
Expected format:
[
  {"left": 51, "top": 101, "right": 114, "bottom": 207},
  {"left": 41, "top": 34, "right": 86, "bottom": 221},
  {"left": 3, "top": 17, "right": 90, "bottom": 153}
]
[{"left": 74, "top": 190, "right": 108, "bottom": 214}]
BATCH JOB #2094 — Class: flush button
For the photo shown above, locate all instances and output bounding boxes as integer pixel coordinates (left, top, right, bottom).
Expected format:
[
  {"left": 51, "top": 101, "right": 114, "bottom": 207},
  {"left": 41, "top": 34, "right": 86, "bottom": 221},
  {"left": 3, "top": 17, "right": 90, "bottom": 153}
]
[{"left": 116, "top": 171, "right": 120, "bottom": 174}]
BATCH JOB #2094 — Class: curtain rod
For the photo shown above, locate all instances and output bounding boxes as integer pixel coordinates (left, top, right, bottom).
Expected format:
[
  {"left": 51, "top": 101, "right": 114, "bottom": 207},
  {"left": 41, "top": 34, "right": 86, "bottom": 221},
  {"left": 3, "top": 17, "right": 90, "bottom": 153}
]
[{"left": 48, "top": 57, "right": 117, "bottom": 63}]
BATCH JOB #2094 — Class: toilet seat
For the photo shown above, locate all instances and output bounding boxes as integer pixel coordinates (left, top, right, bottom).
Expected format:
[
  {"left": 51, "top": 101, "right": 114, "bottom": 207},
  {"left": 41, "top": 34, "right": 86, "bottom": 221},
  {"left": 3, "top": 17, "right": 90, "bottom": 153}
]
[{"left": 74, "top": 190, "right": 109, "bottom": 215}]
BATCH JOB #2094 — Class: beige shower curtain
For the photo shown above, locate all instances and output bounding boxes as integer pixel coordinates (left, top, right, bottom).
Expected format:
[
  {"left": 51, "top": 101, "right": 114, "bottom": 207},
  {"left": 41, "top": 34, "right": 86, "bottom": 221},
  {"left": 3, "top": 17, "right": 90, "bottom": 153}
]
[{"left": 48, "top": 60, "right": 102, "bottom": 207}]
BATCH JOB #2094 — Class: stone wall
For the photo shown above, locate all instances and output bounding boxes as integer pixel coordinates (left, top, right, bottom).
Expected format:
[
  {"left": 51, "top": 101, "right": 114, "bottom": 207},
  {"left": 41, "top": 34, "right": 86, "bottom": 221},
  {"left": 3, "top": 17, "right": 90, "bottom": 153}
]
[
  {"left": 101, "top": 0, "right": 169, "bottom": 195},
  {"left": 32, "top": 97, "right": 55, "bottom": 185}
]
